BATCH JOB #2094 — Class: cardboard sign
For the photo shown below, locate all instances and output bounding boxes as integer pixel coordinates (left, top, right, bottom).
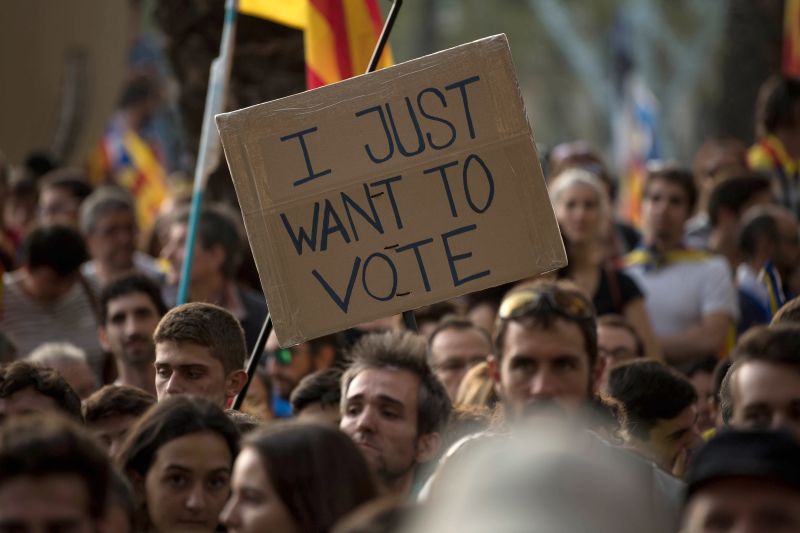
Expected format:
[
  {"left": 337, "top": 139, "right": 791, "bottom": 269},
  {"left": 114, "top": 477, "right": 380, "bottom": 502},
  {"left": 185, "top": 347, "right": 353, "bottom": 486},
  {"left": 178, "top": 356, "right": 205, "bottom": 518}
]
[{"left": 216, "top": 34, "right": 566, "bottom": 347}]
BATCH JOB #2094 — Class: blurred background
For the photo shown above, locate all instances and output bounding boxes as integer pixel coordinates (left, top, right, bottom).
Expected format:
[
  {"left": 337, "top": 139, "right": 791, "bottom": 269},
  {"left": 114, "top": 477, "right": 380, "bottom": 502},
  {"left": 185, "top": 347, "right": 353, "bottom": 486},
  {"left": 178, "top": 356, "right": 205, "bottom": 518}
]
[{"left": 0, "top": 0, "right": 784, "bottom": 212}]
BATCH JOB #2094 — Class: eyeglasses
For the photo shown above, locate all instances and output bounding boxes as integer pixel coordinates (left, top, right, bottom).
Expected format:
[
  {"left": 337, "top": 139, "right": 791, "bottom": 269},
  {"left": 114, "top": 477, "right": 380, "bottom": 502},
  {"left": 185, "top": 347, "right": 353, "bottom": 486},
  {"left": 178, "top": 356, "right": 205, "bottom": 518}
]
[{"left": 498, "top": 286, "right": 594, "bottom": 323}]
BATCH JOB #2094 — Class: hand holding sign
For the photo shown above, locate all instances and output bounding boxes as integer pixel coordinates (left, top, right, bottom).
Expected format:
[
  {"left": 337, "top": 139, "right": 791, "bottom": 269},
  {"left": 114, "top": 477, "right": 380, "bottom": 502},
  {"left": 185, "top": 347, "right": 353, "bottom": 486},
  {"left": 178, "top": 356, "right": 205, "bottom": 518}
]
[{"left": 216, "top": 35, "right": 566, "bottom": 347}]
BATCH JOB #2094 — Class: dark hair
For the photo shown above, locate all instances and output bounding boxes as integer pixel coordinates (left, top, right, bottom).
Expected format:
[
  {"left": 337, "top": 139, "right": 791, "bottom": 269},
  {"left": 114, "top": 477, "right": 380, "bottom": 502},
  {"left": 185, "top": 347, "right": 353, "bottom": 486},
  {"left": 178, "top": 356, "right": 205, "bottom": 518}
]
[
  {"left": 738, "top": 210, "right": 779, "bottom": 259},
  {"left": 79, "top": 186, "right": 136, "bottom": 235},
  {"left": 428, "top": 317, "right": 492, "bottom": 355},
  {"left": 772, "top": 295, "right": 800, "bottom": 326},
  {"left": 413, "top": 301, "right": 459, "bottom": 328},
  {"left": 225, "top": 409, "right": 263, "bottom": 434},
  {"left": 607, "top": 360, "right": 697, "bottom": 441},
  {"left": 679, "top": 355, "right": 719, "bottom": 380},
  {"left": 0, "top": 415, "right": 110, "bottom": 519},
  {"left": 707, "top": 173, "right": 773, "bottom": 228},
  {"left": 723, "top": 326, "right": 800, "bottom": 420},
  {"left": 245, "top": 423, "right": 378, "bottom": 533},
  {"left": 116, "top": 395, "right": 240, "bottom": 480},
  {"left": 82, "top": 385, "right": 156, "bottom": 424},
  {"left": 21, "top": 224, "right": 88, "bottom": 275},
  {"left": 342, "top": 331, "right": 451, "bottom": 436},
  {"left": 39, "top": 167, "right": 93, "bottom": 202},
  {"left": 291, "top": 367, "right": 343, "bottom": 413},
  {"left": 494, "top": 280, "right": 598, "bottom": 370},
  {"left": 596, "top": 314, "right": 645, "bottom": 358},
  {"left": 643, "top": 164, "right": 698, "bottom": 214},
  {"left": 756, "top": 75, "right": 800, "bottom": 136},
  {"left": 119, "top": 74, "right": 159, "bottom": 109},
  {"left": 306, "top": 333, "right": 345, "bottom": 365},
  {"left": 100, "top": 273, "right": 168, "bottom": 325},
  {"left": 0, "top": 361, "right": 82, "bottom": 421},
  {"left": 154, "top": 302, "right": 246, "bottom": 374},
  {"left": 170, "top": 204, "right": 243, "bottom": 278}
]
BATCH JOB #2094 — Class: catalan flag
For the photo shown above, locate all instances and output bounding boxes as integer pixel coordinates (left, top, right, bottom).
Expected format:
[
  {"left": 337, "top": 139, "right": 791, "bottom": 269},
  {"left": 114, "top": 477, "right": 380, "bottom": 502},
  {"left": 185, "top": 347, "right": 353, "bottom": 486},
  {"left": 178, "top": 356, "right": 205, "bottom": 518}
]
[
  {"left": 784, "top": 0, "right": 800, "bottom": 78},
  {"left": 88, "top": 117, "right": 169, "bottom": 233},
  {"left": 240, "top": 0, "right": 393, "bottom": 89}
]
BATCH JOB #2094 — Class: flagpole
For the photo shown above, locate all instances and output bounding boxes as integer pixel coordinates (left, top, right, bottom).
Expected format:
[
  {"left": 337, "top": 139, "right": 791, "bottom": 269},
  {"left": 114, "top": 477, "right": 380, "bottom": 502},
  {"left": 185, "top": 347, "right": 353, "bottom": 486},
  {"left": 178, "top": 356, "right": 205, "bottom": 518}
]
[{"left": 177, "top": 0, "right": 239, "bottom": 305}]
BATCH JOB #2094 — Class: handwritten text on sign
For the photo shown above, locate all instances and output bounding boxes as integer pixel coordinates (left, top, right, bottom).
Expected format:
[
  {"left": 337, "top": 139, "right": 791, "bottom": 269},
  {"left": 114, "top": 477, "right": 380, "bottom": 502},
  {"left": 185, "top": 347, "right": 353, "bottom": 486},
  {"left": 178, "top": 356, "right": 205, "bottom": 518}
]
[{"left": 217, "top": 35, "right": 565, "bottom": 346}]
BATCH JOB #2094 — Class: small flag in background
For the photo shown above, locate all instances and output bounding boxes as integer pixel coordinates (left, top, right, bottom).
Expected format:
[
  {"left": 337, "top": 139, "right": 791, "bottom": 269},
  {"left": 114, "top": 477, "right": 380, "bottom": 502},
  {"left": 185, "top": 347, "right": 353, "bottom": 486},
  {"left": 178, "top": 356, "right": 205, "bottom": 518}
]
[
  {"left": 784, "top": 0, "right": 800, "bottom": 78},
  {"left": 240, "top": 0, "right": 393, "bottom": 89}
]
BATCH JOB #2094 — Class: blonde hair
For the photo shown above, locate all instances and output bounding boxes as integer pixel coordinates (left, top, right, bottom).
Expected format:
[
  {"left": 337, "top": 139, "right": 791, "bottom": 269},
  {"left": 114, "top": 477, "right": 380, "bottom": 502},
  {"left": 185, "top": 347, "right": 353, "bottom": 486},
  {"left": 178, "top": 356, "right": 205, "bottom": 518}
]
[{"left": 548, "top": 167, "right": 610, "bottom": 221}]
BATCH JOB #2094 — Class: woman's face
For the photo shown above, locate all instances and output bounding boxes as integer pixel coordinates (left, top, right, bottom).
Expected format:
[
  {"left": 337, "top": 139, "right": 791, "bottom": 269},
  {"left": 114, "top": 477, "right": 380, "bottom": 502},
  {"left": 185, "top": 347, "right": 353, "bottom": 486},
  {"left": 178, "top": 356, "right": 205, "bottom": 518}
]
[
  {"left": 144, "top": 431, "right": 233, "bottom": 533},
  {"left": 555, "top": 183, "right": 604, "bottom": 245},
  {"left": 220, "top": 447, "right": 299, "bottom": 533}
]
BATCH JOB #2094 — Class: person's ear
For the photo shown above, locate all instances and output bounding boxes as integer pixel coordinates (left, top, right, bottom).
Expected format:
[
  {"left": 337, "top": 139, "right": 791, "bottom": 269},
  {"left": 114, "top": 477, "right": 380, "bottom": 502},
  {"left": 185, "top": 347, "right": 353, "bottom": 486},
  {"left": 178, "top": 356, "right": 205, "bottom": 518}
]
[
  {"left": 226, "top": 369, "right": 248, "bottom": 399},
  {"left": 415, "top": 431, "right": 442, "bottom": 465},
  {"left": 98, "top": 326, "right": 110, "bottom": 352}
]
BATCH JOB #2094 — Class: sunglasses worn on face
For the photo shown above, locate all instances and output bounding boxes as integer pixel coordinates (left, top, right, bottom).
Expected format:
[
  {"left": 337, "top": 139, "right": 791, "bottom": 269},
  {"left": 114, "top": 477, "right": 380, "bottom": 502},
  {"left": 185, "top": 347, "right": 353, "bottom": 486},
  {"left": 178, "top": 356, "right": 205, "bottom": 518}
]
[
  {"left": 498, "top": 286, "right": 594, "bottom": 323},
  {"left": 270, "top": 348, "right": 294, "bottom": 366}
]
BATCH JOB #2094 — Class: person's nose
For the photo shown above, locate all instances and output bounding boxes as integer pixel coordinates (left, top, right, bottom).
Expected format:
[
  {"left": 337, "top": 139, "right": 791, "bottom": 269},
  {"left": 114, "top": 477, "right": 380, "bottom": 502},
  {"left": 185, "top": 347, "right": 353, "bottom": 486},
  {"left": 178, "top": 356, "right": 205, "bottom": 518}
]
[
  {"left": 528, "top": 369, "right": 558, "bottom": 398},
  {"left": 165, "top": 374, "right": 184, "bottom": 396},
  {"left": 355, "top": 405, "right": 378, "bottom": 434},
  {"left": 185, "top": 481, "right": 207, "bottom": 512}
]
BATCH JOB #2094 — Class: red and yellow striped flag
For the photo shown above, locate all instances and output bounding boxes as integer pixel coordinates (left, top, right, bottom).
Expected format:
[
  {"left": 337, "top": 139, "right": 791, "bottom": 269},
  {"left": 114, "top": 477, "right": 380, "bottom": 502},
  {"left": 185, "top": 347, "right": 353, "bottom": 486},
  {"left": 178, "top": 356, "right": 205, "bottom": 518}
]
[
  {"left": 305, "top": 0, "right": 393, "bottom": 88},
  {"left": 784, "top": 0, "right": 800, "bottom": 78},
  {"left": 240, "top": 0, "right": 393, "bottom": 89}
]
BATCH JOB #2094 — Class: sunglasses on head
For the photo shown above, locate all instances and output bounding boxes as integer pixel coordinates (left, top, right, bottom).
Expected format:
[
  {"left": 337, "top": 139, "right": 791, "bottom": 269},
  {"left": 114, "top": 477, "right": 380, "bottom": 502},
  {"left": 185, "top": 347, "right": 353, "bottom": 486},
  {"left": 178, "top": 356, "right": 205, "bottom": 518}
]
[{"left": 498, "top": 286, "right": 594, "bottom": 323}]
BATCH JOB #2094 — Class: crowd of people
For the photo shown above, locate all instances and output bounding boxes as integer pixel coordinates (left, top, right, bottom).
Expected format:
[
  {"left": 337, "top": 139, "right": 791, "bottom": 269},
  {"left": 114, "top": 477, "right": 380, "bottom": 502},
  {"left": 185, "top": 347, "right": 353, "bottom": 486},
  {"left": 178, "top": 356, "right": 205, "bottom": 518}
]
[{"left": 0, "top": 63, "right": 799, "bottom": 532}]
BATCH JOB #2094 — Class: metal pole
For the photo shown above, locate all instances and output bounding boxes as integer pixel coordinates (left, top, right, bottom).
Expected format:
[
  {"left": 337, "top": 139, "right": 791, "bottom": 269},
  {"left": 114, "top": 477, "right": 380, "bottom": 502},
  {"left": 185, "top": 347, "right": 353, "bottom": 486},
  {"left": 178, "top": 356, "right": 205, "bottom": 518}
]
[
  {"left": 177, "top": 0, "right": 239, "bottom": 305},
  {"left": 231, "top": 312, "right": 271, "bottom": 410}
]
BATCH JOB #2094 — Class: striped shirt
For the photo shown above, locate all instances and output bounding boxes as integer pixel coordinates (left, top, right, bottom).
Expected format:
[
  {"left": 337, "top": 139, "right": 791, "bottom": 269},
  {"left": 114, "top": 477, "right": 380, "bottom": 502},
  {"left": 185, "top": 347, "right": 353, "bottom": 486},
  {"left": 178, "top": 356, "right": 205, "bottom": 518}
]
[{"left": 0, "top": 271, "right": 105, "bottom": 375}]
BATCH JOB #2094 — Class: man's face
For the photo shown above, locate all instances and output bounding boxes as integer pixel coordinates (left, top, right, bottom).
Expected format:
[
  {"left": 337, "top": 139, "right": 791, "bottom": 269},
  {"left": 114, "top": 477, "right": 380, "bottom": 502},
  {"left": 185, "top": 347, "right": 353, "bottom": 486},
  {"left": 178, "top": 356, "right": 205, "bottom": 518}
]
[
  {"left": 597, "top": 325, "right": 639, "bottom": 391},
  {"left": 161, "top": 223, "right": 223, "bottom": 285},
  {"left": 0, "top": 474, "right": 96, "bottom": 533},
  {"left": 38, "top": 186, "right": 80, "bottom": 227},
  {"left": 155, "top": 341, "right": 232, "bottom": 408},
  {"left": 642, "top": 178, "right": 691, "bottom": 245},
  {"left": 684, "top": 478, "right": 800, "bottom": 533},
  {"left": 86, "top": 209, "right": 137, "bottom": 271},
  {"left": 644, "top": 404, "right": 700, "bottom": 473},
  {"left": 340, "top": 368, "right": 422, "bottom": 487},
  {"left": 100, "top": 292, "right": 160, "bottom": 367},
  {"left": 265, "top": 333, "right": 316, "bottom": 400},
  {"left": 89, "top": 414, "right": 141, "bottom": 458},
  {"left": 430, "top": 327, "right": 491, "bottom": 401},
  {"left": 731, "top": 361, "right": 800, "bottom": 441},
  {"left": 493, "top": 319, "right": 593, "bottom": 419},
  {"left": 0, "top": 387, "right": 60, "bottom": 422},
  {"left": 25, "top": 267, "right": 77, "bottom": 303}
]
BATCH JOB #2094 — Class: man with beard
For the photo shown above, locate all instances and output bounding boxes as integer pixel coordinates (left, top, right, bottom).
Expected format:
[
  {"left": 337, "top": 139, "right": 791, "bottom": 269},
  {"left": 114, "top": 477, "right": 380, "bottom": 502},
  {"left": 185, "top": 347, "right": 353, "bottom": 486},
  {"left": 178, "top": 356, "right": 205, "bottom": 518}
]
[
  {"left": 340, "top": 331, "right": 451, "bottom": 498},
  {"left": 479, "top": 280, "right": 684, "bottom": 533},
  {"left": 80, "top": 186, "right": 164, "bottom": 293},
  {"left": 99, "top": 274, "right": 167, "bottom": 395},
  {"left": 264, "top": 331, "right": 342, "bottom": 417}
]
